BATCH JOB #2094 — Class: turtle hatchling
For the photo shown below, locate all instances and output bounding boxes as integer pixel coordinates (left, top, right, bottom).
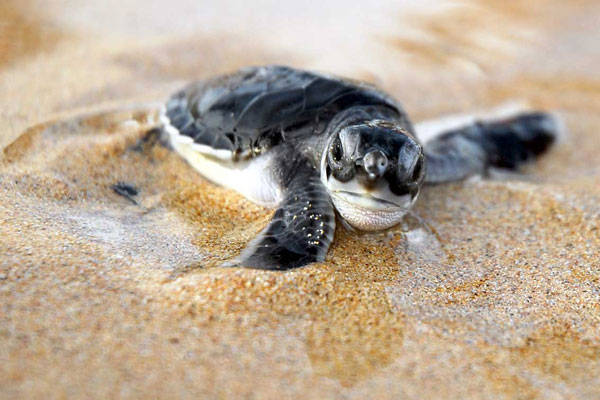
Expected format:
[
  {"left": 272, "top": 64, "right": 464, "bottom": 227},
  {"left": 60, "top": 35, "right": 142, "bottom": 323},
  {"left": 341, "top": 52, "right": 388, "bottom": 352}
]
[{"left": 159, "top": 65, "right": 557, "bottom": 270}]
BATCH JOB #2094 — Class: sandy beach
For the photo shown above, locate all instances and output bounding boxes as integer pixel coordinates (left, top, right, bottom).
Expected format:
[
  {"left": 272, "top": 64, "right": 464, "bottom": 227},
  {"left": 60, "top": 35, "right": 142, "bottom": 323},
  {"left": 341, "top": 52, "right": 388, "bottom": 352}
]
[{"left": 1, "top": 0, "right": 599, "bottom": 398}]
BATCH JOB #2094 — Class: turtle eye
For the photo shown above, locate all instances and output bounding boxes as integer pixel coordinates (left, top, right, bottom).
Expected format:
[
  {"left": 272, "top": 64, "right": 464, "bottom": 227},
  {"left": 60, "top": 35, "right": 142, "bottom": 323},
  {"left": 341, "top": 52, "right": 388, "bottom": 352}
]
[
  {"left": 327, "top": 134, "right": 355, "bottom": 182},
  {"left": 397, "top": 141, "right": 422, "bottom": 183},
  {"left": 328, "top": 135, "right": 344, "bottom": 168},
  {"left": 411, "top": 155, "right": 424, "bottom": 182}
]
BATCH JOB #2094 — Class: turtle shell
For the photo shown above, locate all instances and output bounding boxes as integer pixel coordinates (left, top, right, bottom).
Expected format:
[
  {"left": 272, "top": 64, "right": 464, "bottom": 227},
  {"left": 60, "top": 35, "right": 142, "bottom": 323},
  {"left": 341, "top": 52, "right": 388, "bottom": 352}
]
[{"left": 164, "top": 65, "right": 408, "bottom": 158}]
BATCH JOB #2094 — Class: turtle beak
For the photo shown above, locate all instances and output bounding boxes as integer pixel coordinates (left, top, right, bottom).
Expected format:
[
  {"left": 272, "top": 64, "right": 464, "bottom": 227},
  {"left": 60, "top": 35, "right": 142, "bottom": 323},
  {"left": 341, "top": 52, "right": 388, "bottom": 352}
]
[{"left": 362, "top": 149, "right": 388, "bottom": 180}]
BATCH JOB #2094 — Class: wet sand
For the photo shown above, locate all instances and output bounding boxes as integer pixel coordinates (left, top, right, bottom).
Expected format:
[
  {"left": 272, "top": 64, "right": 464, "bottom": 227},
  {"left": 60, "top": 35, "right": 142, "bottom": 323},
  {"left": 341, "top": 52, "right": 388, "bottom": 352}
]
[{"left": 1, "top": 0, "right": 599, "bottom": 399}]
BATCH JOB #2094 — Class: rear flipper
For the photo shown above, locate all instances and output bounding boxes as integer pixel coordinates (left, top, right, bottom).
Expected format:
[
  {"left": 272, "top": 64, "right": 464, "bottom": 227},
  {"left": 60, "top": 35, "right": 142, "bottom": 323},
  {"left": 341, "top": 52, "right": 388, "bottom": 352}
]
[
  {"left": 226, "top": 153, "right": 335, "bottom": 270},
  {"left": 423, "top": 112, "right": 558, "bottom": 183}
]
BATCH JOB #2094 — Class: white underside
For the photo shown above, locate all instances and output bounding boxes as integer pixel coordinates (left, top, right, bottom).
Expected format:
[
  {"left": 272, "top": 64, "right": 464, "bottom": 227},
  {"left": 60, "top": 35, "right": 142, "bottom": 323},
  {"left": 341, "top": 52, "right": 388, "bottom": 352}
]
[{"left": 160, "top": 108, "right": 282, "bottom": 207}]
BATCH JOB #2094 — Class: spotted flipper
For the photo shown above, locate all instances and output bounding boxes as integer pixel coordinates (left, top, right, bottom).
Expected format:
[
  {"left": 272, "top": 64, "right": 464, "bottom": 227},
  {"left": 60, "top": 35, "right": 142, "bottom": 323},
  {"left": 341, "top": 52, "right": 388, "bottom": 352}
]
[
  {"left": 423, "top": 112, "right": 558, "bottom": 183},
  {"left": 229, "top": 151, "right": 335, "bottom": 270}
]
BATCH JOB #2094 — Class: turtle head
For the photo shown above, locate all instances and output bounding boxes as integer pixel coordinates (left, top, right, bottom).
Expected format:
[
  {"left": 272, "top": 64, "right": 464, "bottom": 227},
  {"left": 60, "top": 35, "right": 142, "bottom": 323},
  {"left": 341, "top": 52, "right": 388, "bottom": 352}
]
[{"left": 322, "top": 120, "right": 426, "bottom": 231}]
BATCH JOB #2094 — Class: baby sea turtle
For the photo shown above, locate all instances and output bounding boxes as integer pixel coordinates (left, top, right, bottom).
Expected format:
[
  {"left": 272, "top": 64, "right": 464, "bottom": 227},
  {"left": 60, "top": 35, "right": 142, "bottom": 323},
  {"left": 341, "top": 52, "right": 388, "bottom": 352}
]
[{"left": 160, "top": 65, "right": 557, "bottom": 270}]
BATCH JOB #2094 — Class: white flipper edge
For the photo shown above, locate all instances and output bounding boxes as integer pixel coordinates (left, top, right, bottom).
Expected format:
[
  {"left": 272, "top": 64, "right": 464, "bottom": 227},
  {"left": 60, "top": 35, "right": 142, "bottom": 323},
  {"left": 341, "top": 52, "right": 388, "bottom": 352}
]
[{"left": 415, "top": 100, "right": 533, "bottom": 144}]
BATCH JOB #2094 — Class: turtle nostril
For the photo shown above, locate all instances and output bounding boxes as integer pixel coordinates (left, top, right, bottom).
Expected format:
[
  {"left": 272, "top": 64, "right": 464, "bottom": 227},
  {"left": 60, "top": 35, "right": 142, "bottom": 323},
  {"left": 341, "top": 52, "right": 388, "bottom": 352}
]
[{"left": 363, "top": 149, "right": 388, "bottom": 178}]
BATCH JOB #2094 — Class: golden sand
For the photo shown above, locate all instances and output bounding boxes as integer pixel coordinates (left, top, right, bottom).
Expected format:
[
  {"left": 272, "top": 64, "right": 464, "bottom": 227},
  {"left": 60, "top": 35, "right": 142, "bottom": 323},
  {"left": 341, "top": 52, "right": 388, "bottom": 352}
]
[{"left": 1, "top": 0, "right": 599, "bottom": 398}]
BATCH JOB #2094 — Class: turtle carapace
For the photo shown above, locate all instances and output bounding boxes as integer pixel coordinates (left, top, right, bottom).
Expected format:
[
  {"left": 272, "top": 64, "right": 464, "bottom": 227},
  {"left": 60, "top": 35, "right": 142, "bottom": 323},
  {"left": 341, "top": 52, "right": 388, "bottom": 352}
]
[{"left": 160, "top": 65, "right": 557, "bottom": 270}]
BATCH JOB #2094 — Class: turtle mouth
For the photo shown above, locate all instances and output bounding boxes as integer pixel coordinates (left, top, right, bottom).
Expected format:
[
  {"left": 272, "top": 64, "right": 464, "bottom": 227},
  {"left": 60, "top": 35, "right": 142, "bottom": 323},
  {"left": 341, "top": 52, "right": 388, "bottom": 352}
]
[
  {"left": 323, "top": 171, "right": 420, "bottom": 231},
  {"left": 330, "top": 190, "right": 416, "bottom": 231},
  {"left": 333, "top": 191, "right": 406, "bottom": 211}
]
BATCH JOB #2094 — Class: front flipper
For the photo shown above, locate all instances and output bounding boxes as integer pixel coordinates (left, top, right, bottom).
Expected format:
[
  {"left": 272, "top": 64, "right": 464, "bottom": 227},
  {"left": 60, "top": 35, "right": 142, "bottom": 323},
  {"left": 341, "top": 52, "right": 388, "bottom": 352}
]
[
  {"left": 423, "top": 112, "right": 558, "bottom": 183},
  {"left": 230, "top": 155, "right": 335, "bottom": 270}
]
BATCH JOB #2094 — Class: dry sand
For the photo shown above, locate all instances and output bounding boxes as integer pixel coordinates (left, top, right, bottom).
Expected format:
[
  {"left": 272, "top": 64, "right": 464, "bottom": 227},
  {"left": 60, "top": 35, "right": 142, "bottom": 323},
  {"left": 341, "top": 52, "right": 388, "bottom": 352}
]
[{"left": 1, "top": 0, "right": 599, "bottom": 399}]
